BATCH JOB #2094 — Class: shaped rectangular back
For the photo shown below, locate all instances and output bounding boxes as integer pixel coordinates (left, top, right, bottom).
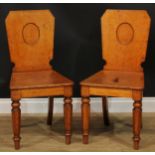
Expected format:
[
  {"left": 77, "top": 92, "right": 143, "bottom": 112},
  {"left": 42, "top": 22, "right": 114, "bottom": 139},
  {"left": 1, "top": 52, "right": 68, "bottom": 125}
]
[
  {"left": 101, "top": 10, "right": 151, "bottom": 72},
  {"left": 6, "top": 10, "right": 55, "bottom": 72}
]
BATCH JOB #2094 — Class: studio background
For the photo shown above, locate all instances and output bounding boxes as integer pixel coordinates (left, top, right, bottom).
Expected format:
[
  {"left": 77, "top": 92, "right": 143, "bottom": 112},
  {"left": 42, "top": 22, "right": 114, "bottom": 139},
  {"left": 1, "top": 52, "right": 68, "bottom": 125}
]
[{"left": 0, "top": 3, "right": 155, "bottom": 97}]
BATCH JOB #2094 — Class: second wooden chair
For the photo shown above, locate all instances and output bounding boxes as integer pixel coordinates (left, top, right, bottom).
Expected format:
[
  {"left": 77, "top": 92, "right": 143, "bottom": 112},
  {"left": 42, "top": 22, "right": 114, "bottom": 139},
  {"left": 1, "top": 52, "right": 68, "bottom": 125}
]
[{"left": 80, "top": 9, "right": 151, "bottom": 149}]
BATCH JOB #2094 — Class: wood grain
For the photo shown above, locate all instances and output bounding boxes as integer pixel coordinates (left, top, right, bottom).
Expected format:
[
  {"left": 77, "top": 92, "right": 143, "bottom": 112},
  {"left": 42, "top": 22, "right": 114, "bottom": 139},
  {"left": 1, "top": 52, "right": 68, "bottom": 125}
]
[
  {"left": 10, "top": 70, "right": 73, "bottom": 89},
  {"left": 81, "top": 70, "right": 144, "bottom": 89}
]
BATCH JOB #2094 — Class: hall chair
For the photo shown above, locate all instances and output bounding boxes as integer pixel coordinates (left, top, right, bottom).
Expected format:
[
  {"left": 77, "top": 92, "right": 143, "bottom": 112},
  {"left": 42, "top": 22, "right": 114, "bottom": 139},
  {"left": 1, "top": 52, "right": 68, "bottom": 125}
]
[
  {"left": 6, "top": 10, "right": 73, "bottom": 149},
  {"left": 80, "top": 10, "right": 150, "bottom": 149}
]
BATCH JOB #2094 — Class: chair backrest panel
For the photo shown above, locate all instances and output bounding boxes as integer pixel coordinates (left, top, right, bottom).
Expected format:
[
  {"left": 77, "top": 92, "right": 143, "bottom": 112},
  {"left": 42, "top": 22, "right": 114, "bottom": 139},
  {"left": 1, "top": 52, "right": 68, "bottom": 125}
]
[
  {"left": 101, "top": 10, "right": 151, "bottom": 72},
  {"left": 6, "top": 10, "right": 55, "bottom": 72}
]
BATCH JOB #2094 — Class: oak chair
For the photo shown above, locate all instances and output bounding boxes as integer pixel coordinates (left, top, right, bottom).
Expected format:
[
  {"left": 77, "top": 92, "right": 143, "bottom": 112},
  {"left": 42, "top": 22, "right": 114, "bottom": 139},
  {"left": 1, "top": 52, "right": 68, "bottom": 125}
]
[
  {"left": 6, "top": 10, "right": 73, "bottom": 149},
  {"left": 80, "top": 10, "right": 150, "bottom": 149}
]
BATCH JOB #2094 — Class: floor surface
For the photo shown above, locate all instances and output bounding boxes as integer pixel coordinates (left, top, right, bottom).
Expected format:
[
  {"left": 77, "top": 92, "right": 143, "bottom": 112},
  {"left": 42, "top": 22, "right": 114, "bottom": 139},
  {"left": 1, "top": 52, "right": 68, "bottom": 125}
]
[{"left": 0, "top": 113, "right": 155, "bottom": 152}]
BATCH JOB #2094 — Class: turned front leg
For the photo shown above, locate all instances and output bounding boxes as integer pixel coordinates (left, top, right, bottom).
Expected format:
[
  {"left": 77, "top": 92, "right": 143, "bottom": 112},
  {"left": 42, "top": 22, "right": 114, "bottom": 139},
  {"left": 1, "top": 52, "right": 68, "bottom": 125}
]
[
  {"left": 133, "top": 99, "right": 142, "bottom": 150},
  {"left": 12, "top": 99, "right": 21, "bottom": 150},
  {"left": 64, "top": 96, "right": 72, "bottom": 144},
  {"left": 82, "top": 96, "right": 90, "bottom": 144}
]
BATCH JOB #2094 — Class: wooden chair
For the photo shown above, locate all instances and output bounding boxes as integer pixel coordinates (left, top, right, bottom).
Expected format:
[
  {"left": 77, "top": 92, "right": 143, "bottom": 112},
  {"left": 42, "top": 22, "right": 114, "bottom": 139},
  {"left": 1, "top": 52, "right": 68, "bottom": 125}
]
[
  {"left": 6, "top": 10, "right": 73, "bottom": 149},
  {"left": 80, "top": 10, "right": 150, "bottom": 149}
]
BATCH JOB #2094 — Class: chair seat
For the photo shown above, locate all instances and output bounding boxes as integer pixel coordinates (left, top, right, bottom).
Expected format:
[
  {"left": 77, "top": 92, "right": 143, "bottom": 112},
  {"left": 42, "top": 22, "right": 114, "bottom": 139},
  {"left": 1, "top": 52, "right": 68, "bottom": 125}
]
[
  {"left": 10, "top": 70, "right": 73, "bottom": 90},
  {"left": 81, "top": 70, "right": 144, "bottom": 90}
]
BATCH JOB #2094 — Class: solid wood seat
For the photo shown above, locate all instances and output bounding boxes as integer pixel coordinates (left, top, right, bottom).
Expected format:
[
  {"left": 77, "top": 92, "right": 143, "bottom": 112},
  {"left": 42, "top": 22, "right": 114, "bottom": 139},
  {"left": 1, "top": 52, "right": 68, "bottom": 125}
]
[
  {"left": 6, "top": 10, "right": 73, "bottom": 149},
  {"left": 11, "top": 70, "right": 73, "bottom": 90},
  {"left": 80, "top": 9, "right": 151, "bottom": 150},
  {"left": 81, "top": 70, "right": 144, "bottom": 90}
]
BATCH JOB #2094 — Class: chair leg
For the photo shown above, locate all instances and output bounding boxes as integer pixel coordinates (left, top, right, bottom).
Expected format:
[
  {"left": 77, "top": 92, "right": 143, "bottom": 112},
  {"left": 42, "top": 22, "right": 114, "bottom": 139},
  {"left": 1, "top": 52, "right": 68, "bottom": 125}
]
[
  {"left": 133, "top": 99, "right": 142, "bottom": 150},
  {"left": 47, "top": 97, "right": 54, "bottom": 125},
  {"left": 82, "top": 96, "right": 90, "bottom": 144},
  {"left": 11, "top": 99, "right": 21, "bottom": 150},
  {"left": 102, "top": 97, "right": 110, "bottom": 126},
  {"left": 141, "top": 109, "right": 143, "bottom": 129},
  {"left": 64, "top": 96, "right": 72, "bottom": 144}
]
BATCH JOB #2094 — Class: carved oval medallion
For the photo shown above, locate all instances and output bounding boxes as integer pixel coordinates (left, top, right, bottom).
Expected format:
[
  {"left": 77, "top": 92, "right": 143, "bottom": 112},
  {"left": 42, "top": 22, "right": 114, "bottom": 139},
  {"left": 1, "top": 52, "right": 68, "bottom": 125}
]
[
  {"left": 116, "top": 23, "right": 134, "bottom": 45},
  {"left": 22, "top": 23, "right": 40, "bottom": 45}
]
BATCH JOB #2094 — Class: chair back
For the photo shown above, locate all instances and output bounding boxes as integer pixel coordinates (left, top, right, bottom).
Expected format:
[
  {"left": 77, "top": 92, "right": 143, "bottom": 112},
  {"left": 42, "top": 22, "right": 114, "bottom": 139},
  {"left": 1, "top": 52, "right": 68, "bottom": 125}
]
[
  {"left": 6, "top": 10, "right": 55, "bottom": 72},
  {"left": 101, "top": 9, "right": 151, "bottom": 72}
]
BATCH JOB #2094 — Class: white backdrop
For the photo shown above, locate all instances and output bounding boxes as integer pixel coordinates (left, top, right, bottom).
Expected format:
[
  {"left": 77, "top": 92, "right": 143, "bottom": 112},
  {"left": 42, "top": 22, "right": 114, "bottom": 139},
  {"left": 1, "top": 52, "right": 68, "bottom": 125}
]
[{"left": 0, "top": 97, "right": 154, "bottom": 113}]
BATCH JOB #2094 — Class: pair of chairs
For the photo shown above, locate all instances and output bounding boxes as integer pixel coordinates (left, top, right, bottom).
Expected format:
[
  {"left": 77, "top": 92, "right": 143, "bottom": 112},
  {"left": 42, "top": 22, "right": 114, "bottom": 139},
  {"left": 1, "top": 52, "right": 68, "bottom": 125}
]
[{"left": 5, "top": 9, "right": 150, "bottom": 150}]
